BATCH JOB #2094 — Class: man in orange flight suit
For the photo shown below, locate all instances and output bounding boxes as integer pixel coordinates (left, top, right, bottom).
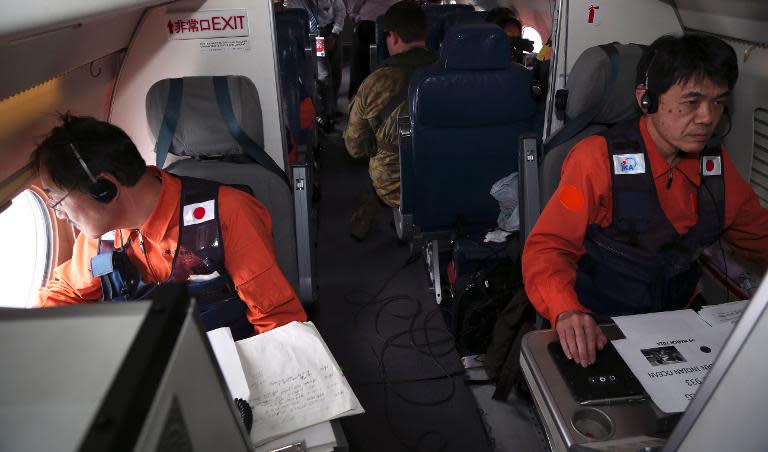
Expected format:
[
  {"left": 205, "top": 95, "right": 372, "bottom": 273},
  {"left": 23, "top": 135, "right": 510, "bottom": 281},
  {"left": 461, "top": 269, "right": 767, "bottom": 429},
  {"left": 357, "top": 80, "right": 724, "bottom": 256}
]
[
  {"left": 33, "top": 114, "right": 306, "bottom": 338},
  {"left": 523, "top": 35, "right": 768, "bottom": 367}
]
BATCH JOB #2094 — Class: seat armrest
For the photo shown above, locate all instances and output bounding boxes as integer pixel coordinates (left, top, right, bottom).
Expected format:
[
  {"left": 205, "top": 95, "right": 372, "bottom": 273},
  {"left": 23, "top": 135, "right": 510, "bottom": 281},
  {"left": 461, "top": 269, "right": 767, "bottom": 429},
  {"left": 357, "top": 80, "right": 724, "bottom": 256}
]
[
  {"left": 518, "top": 133, "right": 541, "bottom": 245},
  {"left": 398, "top": 115, "right": 414, "bottom": 216},
  {"left": 289, "top": 162, "right": 317, "bottom": 304}
]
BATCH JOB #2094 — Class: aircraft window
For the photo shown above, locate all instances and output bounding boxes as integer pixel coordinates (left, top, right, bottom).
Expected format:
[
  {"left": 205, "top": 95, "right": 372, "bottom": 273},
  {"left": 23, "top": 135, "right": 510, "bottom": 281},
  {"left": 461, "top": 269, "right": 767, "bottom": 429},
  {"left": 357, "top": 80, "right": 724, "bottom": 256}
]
[
  {"left": 522, "top": 26, "right": 543, "bottom": 53},
  {"left": 0, "top": 190, "right": 53, "bottom": 308},
  {"left": 753, "top": 108, "right": 768, "bottom": 207}
]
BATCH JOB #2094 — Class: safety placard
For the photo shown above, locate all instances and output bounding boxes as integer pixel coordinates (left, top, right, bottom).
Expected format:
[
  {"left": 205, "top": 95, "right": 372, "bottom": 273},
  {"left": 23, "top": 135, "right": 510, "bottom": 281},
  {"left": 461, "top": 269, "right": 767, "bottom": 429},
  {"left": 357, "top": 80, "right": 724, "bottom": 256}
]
[{"left": 167, "top": 9, "right": 249, "bottom": 40}]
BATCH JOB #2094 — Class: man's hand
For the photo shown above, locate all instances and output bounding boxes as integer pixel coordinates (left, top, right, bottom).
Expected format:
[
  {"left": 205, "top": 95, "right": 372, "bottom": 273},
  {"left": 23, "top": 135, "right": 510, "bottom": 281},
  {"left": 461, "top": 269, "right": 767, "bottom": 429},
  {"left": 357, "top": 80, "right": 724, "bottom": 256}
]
[{"left": 556, "top": 310, "right": 608, "bottom": 367}]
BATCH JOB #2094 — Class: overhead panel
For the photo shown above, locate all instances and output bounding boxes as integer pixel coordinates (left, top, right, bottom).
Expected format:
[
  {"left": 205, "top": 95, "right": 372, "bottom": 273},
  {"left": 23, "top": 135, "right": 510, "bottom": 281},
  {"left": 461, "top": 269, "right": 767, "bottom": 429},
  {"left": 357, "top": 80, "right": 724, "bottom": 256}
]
[{"left": 675, "top": 0, "right": 768, "bottom": 44}]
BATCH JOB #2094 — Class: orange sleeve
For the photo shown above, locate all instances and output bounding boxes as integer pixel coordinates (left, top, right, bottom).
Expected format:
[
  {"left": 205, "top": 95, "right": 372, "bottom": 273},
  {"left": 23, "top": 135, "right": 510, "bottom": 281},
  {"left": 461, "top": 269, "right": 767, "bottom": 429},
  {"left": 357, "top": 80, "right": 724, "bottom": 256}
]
[
  {"left": 522, "top": 135, "right": 613, "bottom": 325},
  {"left": 218, "top": 187, "right": 307, "bottom": 334},
  {"left": 37, "top": 233, "right": 103, "bottom": 307},
  {"left": 721, "top": 149, "right": 768, "bottom": 267},
  {"left": 300, "top": 97, "right": 316, "bottom": 130}
]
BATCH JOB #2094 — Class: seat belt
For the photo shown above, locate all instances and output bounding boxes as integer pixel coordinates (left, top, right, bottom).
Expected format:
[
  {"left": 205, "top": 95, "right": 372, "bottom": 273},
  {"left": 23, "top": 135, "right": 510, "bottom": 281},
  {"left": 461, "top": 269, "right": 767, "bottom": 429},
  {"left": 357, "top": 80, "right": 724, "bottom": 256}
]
[
  {"left": 543, "top": 43, "right": 621, "bottom": 152},
  {"left": 155, "top": 78, "right": 184, "bottom": 168},
  {"left": 212, "top": 76, "right": 290, "bottom": 185},
  {"left": 367, "top": 66, "right": 416, "bottom": 134}
]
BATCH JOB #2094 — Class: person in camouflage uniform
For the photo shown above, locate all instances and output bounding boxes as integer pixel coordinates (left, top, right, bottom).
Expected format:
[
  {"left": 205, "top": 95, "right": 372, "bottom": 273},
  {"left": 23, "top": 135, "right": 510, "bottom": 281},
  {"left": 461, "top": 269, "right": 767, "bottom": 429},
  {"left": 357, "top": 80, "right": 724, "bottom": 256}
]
[{"left": 343, "top": 1, "right": 438, "bottom": 239}]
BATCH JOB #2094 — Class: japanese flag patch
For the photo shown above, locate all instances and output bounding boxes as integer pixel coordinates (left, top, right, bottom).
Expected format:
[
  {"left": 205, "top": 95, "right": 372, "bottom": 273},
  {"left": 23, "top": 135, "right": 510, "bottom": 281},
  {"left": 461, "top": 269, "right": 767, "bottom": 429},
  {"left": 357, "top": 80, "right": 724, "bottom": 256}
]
[
  {"left": 613, "top": 153, "right": 646, "bottom": 175},
  {"left": 183, "top": 199, "right": 215, "bottom": 225},
  {"left": 701, "top": 156, "right": 722, "bottom": 176}
]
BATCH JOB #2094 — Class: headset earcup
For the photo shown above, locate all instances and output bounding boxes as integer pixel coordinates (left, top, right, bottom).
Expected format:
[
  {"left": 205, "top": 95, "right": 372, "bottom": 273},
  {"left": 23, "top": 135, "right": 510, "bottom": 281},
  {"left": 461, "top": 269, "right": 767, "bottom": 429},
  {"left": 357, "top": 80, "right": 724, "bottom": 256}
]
[
  {"left": 90, "top": 178, "right": 117, "bottom": 203},
  {"left": 640, "top": 93, "right": 653, "bottom": 114}
]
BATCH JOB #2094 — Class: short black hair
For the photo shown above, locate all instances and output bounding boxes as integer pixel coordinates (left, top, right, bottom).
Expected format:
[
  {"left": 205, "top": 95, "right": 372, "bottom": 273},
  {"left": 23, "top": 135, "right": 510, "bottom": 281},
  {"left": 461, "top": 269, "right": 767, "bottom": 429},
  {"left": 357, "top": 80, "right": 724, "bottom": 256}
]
[
  {"left": 486, "top": 7, "right": 521, "bottom": 33},
  {"left": 31, "top": 113, "right": 146, "bottom": 192},
  {"left": 636, "top": 34, "right": 738, "bottom": 97},
  {"left": 382, "top": 1, "right": 427, "bottom": 43}
]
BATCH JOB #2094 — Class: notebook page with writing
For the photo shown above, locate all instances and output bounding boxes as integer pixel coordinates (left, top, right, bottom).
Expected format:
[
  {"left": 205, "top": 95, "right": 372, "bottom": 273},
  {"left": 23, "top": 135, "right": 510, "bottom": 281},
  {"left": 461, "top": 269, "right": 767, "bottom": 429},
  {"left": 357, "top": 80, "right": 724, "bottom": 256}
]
[{"left": 234, "top": 321, "right": 364, "bottom": 445}]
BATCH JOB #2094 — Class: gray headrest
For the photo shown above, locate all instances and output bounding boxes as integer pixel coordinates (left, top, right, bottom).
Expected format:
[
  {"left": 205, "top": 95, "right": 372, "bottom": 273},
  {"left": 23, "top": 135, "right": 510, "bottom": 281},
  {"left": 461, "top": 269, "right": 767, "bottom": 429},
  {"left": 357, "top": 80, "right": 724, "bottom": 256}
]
[
  {"left": 146, "top": 77, "right": 264, "bottom": 159},
  {"left": 565, "top": 43, "right": 644, "bottom": 124}
]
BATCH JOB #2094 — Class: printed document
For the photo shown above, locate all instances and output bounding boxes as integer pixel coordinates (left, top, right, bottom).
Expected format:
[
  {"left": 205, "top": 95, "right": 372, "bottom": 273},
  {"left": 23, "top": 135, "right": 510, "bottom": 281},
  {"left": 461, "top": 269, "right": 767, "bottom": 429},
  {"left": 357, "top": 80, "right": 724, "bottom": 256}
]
[{"left": 611, "top": 309, "right": 735, "bottom": 413}]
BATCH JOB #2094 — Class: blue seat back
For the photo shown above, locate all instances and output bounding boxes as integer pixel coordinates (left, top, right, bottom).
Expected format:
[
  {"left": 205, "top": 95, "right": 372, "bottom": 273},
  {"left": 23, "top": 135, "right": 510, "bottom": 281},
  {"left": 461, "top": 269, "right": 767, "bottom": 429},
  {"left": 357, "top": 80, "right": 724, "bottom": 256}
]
[
  {"left": 276, "top": 30, "right": 303, "bottom": 145},
  {"left": 424, "top": 3, "right": 474, "bottom": 50},
  {"left": 374, "top": 15, "right": 390, "bottom": 65},
  {"left": 404, "top": 25, "right": 537, "bottom": 232},
  {"left": 439, "top": 10, "right": 487, "bottom": 47},
  {"left": 277, "top": 8, "right": 311, "bottom": 37},
  {"left": 275, "top": 15, "right": 308, "bottom": 65}
]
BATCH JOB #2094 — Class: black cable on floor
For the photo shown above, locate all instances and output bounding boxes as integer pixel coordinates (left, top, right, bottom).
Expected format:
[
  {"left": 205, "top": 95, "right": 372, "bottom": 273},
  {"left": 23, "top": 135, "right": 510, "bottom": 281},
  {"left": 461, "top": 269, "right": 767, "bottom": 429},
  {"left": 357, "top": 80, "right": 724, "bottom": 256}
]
[{"left": 343, "top": 252, "right": 463, "bottom": 452}]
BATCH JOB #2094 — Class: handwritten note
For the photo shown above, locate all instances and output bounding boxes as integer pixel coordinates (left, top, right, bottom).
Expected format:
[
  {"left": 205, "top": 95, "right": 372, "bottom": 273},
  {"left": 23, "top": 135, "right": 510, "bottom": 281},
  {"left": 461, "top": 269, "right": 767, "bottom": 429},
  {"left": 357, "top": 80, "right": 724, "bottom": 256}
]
[
  {"left": 234, "top": 322, "right": 364, "bottom": 445},
  {"left": 698, "top": 300, "right": 748, "bottom": 327}
]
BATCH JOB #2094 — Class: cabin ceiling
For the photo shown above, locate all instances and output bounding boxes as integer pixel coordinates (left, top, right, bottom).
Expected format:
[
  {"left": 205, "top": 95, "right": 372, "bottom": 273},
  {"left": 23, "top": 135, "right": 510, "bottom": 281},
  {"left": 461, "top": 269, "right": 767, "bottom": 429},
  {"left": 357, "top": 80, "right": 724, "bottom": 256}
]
[
  {"left": 674, "top": 0, "right": 768, "bottom": 44},
  {"left": 0, "top": 0, "right": 171, "bottom": 42},
  {"left": 674, "top": 0, "right": 768, "bottom": 22},
  {"left": 0, "top": 0, "right": 173, "bottom": 102}
]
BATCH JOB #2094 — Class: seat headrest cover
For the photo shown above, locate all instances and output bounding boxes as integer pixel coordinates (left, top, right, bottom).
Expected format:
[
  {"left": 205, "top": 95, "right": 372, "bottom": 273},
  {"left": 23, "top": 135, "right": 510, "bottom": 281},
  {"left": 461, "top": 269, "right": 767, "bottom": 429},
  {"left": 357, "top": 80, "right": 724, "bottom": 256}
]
[
  {"left": 441, "top": 25, "right": 510, "bottom": 70},
  {"left": 565, "top": 43, "right": 645, "bottom": 124},
  {"left": 146, "top": 77, "right": 264, "bottom": 159}
]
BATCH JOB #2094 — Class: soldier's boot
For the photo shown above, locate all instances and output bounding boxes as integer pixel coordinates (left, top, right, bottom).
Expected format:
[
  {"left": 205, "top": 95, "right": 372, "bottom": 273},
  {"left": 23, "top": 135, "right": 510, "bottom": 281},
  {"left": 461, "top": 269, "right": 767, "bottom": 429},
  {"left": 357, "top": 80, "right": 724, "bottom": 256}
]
[{"left": 350, "top": 190, "right": 381, "bottom": 241}]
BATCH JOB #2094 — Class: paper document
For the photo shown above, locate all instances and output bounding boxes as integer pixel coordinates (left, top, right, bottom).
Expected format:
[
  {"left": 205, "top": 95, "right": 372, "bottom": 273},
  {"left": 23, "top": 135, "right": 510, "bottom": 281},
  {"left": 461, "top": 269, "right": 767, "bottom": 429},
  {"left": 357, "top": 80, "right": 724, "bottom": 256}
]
[
  {"left": 254, "top": 422, "right": 336, "bottom": 452},
  {"left": 235, "top": 321, "right": 364, "bottom": 445},
  {"left": 698, "top": 300, "right": 748, "bottom": 326},
  {"left": 612, "top": 309, "right": 710, "bottom": 339},
  {"left": 207, "top": 327, "right": 250, "bottom": 401},
  {"left": 611, "top": 309, "right": 733, "bottom": 413}
]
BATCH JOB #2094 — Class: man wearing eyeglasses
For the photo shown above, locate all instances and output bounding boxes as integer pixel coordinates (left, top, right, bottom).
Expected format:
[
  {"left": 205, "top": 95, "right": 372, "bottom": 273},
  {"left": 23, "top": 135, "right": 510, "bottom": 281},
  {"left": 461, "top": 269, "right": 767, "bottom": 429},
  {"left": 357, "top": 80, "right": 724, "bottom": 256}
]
[{"left": 33, "top": 114, "right": 306, "bottom": 339}]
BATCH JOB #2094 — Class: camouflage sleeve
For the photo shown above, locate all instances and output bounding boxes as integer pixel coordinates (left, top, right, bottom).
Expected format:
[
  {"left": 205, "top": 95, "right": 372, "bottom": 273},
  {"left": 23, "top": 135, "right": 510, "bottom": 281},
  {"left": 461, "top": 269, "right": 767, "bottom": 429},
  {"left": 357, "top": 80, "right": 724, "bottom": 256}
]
[
  {"left": 344, "top": 84, "right": 375, "bottom": 159},
  {"left": 343, "top": 68, "right": 403, "bottom": 158}
]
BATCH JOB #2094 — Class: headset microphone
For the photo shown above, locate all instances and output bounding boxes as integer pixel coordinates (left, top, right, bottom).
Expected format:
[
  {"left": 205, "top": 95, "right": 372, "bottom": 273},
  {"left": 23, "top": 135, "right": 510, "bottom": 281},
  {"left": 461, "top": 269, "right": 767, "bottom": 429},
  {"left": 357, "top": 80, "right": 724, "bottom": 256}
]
[{"left": 69, "top": 143, "right": 117, "bottom": 203}]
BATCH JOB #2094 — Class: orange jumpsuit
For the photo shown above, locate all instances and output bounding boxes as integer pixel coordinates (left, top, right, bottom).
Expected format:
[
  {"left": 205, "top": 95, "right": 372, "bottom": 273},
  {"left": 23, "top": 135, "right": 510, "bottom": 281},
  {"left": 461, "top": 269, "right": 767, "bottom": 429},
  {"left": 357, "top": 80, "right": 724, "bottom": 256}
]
[
  {"left": 523, "top": 116, "right": 768, "bottom": 325},
  {"left": 38, "top": 167, "right": 307, "bottom": 334}
]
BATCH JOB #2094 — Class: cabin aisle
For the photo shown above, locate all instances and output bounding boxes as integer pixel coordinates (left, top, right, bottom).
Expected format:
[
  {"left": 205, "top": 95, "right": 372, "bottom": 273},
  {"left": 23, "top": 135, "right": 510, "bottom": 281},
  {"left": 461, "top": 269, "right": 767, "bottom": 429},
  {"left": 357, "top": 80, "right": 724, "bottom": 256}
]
[
  {"left": 310, "top": 74, "right": 491, "bottom": 451},
  {"left": 311, "top": 65, "right": 549, "bottom": 452}
]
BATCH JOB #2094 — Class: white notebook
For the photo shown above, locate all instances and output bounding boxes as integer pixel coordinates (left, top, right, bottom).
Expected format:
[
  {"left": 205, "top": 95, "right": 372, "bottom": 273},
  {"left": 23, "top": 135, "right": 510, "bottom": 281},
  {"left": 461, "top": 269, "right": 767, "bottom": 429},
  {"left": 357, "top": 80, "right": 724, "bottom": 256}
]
[{"left": 207, "top": 322, "right": 364, "bottom": 446}]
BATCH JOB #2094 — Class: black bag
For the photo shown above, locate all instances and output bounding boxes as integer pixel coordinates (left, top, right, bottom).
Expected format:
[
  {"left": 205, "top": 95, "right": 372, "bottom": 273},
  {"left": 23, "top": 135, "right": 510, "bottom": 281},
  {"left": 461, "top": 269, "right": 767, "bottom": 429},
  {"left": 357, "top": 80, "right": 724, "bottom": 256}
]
[
  {"left": 484, "top": 290, "right": 537, "bottom": 400},
  {"left": 451, "top": 257, "right": 523, "bottom": 356}
]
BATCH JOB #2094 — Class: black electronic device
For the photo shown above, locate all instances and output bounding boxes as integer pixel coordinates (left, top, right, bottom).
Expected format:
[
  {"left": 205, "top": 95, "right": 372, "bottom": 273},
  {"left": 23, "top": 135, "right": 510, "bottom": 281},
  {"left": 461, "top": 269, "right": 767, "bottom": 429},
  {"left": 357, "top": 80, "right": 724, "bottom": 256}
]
[
  {"left": 548, "top": 341, "right": 645, "bottom": 406},
  {"left": 70, "top": 143, "right": 118, "bottom": 203}
]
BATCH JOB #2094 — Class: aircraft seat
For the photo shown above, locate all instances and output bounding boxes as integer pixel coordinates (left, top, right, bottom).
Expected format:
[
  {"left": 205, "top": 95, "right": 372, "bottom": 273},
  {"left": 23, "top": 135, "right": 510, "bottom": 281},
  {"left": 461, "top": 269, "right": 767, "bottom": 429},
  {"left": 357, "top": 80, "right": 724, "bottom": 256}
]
[
  {"left": 145, "top": 77, "right": 300, "bottom": 297},
  {"left": 370, "top": 15, "right": 389, "bottom": 72},
  {"left": 276, "top": 29, "right": 305, "bottom": 151},
  {"left": 397, "top": 24, "right": 537, "bottom": 241},
  {"left": 276, "top": 8, "right": 313, "bottom": 36},
  {"left": 424, "top": 4, "right": 475, "bottom": 51},
  {"left": 517, "top": 43, "right": 645, "bottom": 242},
  {"left": 275, "top": 12, "right": 318, "bottom": 110},
  {"left": 438, "top": 10, "right": 488, "bottom": 49}
]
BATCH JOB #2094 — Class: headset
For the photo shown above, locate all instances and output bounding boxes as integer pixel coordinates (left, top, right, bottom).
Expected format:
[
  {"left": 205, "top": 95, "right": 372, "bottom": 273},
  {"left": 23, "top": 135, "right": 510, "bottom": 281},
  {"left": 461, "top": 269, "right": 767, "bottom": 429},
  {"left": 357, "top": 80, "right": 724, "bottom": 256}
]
[
  {"left": 69, "top": 143, "right": 118, "bottom": 203},
  {"left": 639, "top": 51, "right": 659, "bottom": 114}
]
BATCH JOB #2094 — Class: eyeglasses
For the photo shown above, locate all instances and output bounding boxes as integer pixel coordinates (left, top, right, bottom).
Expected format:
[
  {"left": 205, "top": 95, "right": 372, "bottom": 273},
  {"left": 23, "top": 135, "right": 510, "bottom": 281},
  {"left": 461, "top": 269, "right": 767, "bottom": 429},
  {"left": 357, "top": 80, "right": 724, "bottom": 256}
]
[{"left": 46, "top": 189, "right": 72, "bottom": 213}]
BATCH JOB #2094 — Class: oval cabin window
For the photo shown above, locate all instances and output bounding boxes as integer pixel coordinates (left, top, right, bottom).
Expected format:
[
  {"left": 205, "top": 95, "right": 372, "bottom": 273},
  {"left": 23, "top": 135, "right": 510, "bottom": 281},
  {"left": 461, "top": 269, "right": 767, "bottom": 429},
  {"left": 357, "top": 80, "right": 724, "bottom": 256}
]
[
  {"left": 522, "top": 26, "right": 543, "bottom": 53},
  {"left": 0, "top": 190, "right": 53, "bottom": 308}
]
